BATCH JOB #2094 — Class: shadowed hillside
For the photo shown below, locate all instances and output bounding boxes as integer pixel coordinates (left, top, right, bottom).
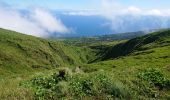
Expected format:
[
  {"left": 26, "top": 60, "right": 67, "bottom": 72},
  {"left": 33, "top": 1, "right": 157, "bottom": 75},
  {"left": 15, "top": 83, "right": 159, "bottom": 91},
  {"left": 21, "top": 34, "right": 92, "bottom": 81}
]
[{"left": 94, "top": 29, "right": 170, "bottom": 61}]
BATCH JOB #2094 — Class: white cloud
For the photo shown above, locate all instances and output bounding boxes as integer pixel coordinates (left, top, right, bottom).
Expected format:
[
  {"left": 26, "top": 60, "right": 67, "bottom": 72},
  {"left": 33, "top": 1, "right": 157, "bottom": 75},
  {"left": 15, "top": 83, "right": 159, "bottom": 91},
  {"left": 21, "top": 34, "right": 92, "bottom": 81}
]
[
  {"left": 31, "top": 8, "right": 69, "bottom": 33},
  {"left": 1, "top": 0, "right": 170, "bottom": 36},
  {"left": 125, "top": 6, "right": 142, "bottom": 14},
  {"left": 62, "top": 1, "right": 170, "bottom": 18},
  {"left": 98, "top": 0, "right": 170, "bottom": 17},
  {"left": 59, "top": 0, "right": 170, "bottom": 33},
  {"left": 0, "top": 6, "right": 69, "bottom": 37},
  {"left": 63, "top": 11, "right": 99, "bottom": 16},
  {"left": 96, "top": 0, "right": 170, "bottom": 32},
  {"left": 147, "top": 9, "right": 162, "bottom": 16}
]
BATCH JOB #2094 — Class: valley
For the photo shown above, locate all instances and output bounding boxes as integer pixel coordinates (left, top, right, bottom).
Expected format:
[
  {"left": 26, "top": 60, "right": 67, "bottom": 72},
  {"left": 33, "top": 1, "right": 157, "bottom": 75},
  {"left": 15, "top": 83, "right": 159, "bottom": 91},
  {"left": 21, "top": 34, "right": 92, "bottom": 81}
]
[{"left": 0, "top": 28, "right": 170, "bottom": 99}]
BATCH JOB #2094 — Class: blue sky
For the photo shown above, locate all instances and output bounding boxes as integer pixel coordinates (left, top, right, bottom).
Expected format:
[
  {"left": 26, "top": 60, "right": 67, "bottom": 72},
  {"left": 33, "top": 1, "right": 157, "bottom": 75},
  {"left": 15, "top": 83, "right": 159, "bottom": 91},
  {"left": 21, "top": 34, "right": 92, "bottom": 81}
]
[
  {"left": 1, "top": 0, "right": 95, "bottom": 10},
  {"left": 0, "top": 0, "right": 170, "bottom": 37},
  {"left": 1, "top": 0, "right": 170, "bottom": 10}
]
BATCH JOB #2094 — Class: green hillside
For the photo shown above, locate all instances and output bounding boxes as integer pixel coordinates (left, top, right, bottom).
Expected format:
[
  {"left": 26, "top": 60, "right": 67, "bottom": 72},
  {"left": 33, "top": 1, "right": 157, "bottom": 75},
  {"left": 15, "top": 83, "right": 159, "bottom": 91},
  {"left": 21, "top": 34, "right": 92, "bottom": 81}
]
[
  {"left": 90, "top": 29, "right": 170, "bottom": 61},
  {"left": 78, "top": 29, "right": 170, "bottom": 99},
  {"left": 0, "top": 28, "right": 170, "bottom": 99},
  {"left": 86, "top": 29, "right": 170, "bottom": 73},
  {"left": 0, "top": 28, "right": 95, "bottom": 76}
]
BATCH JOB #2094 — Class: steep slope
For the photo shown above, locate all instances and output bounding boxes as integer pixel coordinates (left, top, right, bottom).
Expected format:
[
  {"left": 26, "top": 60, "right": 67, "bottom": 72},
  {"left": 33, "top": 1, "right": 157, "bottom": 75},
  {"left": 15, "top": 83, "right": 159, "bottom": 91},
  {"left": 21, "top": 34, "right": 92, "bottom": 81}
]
[
  {"left": 97, "top": 29, "right": 170, "bottom": 61},
  {"left": 0, "top": 28, "right": 170, "bottom": 99},
  {"left": 0, "top": 28, "right": 94, "bottom": 76},
  {"left": 80, "top": 29, "right": 170, "bottom": 99},
  {"left": 18, "top": 29, "right": 170, "bottom": 100}
]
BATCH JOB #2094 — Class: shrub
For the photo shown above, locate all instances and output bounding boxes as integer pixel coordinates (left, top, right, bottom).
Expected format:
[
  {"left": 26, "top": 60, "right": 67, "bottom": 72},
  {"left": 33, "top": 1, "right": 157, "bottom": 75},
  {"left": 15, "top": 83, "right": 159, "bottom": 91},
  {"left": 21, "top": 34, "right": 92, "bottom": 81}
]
[
  {"left": 21, "top": 69, "right": 131, "bottom": 99},
  {"left": 69, "top": 71, "right": 131, "bottom": 99},
  {"left": 138, "top": 68, "right": 170, "bottom": 89}
]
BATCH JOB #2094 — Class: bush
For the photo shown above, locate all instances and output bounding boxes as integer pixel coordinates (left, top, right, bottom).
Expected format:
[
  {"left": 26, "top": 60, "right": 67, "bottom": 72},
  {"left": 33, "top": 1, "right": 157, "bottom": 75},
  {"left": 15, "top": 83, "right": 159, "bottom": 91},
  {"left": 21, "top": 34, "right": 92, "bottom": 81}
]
[
  {"left": 21, "top": 69, "right": 131, "bottom": 99},
  {"left": 138, "top": 68, "right": 170, "bottom": 89},
  {"left": 69, "top": 71, "right": 131, "bottom": 99}
]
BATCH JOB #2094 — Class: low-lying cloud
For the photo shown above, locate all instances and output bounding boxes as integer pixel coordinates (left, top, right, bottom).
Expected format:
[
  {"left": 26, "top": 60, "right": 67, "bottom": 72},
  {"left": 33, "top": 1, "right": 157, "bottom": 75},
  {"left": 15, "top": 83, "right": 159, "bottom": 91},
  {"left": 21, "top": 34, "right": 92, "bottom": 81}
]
[
  {"left": 100, "top": 0, "right": 170, "bottom": 17},
  {"left": 0, "top": 6, "right": 69, "bottom": 37},
  {"left": 63, "top": 0, "right": 170, "bottom": 33},
  {"left": 0, "top": 0, "right": 170, "bottom": 37},
  {"left": 99, "top": 0, "right": 170, "bottom": 32}
]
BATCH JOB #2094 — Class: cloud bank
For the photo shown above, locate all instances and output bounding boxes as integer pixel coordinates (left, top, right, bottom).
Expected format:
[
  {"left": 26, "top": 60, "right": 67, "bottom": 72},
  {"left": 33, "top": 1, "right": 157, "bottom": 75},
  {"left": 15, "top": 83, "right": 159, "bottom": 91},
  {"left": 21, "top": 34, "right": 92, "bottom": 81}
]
[
  {"left": 0, "top": 6, "right": 69, "bottom": 37},
  {"left": 100, "top": 0, "right": 170, "bottom": 17},
  {"left": 0, "top": 0, "right": 170, "bottom": 37},
  {"left": 98, "top": 0, "right": 170, "bottom": 33},
  {"left": 62, "top": 0, "right": 170, "bottom": 33}
]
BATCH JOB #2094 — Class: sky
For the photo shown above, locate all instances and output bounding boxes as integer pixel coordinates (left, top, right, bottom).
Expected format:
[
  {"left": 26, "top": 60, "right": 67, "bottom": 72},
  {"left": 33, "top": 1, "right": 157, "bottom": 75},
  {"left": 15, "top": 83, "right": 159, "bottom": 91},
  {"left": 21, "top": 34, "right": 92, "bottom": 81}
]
[
  {"left": 2, "top": 0, "right": 170, "bottom": 10},
  {"left": 0, "top": 0, "right": 170, "bottom": 37}
]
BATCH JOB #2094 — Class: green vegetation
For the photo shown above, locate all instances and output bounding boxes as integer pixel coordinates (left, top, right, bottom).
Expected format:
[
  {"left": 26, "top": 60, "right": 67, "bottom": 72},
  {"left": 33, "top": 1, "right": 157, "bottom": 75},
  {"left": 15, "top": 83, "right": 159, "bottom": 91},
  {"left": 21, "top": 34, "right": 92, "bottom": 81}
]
[
  {"left": 138, "top": 68, "right": 170, "bottom": 89},
  {"left": 20, "top": 68, "right": 131, "bottom": 99},
  {"left": 0, "top": 28, "right": 170, "bottom": 99},
  {"left": 95, "top": 29, "right": 170, "bottom": 61},
  {"left": 0, "top": 28, "right": 95, "bottom": 77}
]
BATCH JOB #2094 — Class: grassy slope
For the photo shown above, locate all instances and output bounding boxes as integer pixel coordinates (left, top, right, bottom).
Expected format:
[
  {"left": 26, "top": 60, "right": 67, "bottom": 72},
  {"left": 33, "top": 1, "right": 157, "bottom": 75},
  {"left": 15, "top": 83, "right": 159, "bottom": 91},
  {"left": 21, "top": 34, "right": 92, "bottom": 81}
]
[
  {"left": 0, "top": 28, "right": 170, "bottom": 99},
  {"left": 86, "top": 29, "right": 170, "bottom": 75},
  {"left": 82, "top": 29, "right": 170, "bottom": 99},
  {"left": 0, "top": 28, "right": 96, "bottom": 99},
  {"left": 0, "top": 28, "right": 95, "bottom": 77},
  {"left": 100, "top": 29, "right": 170, "bottom": 60},
  {"left": 19, "top": 28, "right": 170, "bottom": 99}
]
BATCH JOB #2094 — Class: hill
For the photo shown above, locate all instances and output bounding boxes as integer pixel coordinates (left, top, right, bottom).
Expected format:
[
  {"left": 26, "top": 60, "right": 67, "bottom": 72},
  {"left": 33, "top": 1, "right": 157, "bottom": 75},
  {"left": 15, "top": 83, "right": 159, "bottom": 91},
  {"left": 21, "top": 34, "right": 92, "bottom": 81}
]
[
  {"left": 0, "top": 28, "right": 170, "bottom": 99},
  {"left": 91, "top": 29, "right": 170, "bottom": 61},
  {"left": 80, "top": 29, "right": 170, "bottom": 99},
  {"left": 0, "top": 28, "right": 95, "bottom": 76}
]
